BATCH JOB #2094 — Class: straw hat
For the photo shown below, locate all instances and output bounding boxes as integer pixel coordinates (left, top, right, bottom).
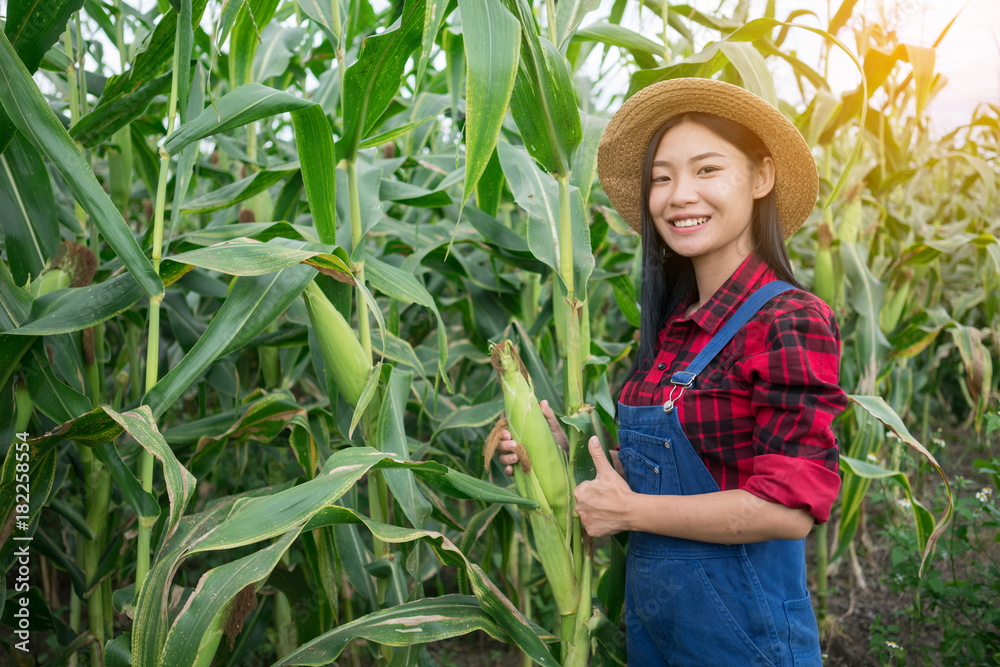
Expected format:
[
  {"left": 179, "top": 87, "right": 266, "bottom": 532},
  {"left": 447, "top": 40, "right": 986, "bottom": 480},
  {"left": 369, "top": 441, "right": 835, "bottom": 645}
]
[{"left": 597, "top": 78, "right": 818, "bottom": 239}]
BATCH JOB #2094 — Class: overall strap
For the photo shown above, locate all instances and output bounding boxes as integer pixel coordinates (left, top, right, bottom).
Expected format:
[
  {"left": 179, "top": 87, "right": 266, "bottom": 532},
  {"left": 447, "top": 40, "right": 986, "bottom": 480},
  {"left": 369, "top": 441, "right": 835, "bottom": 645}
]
[{"left": 670, "top": 280, "right": 794, "bottom": 387}]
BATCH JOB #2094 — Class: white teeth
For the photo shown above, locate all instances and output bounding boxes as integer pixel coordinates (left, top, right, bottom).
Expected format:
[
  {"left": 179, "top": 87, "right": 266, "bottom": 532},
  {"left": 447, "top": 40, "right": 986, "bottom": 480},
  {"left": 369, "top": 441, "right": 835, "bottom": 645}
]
[{"left": 672, "top": 216, "right": 709, "bottom": 228}]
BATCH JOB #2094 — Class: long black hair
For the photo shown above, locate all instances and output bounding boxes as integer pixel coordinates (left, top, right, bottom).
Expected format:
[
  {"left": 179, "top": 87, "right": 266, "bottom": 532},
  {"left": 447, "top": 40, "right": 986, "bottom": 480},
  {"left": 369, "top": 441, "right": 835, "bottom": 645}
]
[{"left": 618, "top": 112, "right": 803, "bottom": 396}]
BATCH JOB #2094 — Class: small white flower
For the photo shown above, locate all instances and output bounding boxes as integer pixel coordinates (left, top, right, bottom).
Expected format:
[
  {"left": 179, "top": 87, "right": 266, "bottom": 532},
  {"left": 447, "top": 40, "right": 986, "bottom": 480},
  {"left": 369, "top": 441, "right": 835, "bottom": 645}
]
[
  {"left": 885, "top": 430, "right": 901, "bottom": 441},
  {"left": 932, "top": 436, "right": 946, "bottom": 448},
  {"left": 975, "top": 487, "right": 993, "bottom": 503},
  {"left": 885, "top": 640, "right": 901, "bottom": 650},
  {"left": 866, "top": 452, "right": 879, "bottom": 463},
  {"left": 897, "top": 498, "right": 912, "bottom": 509},
  {"left": 894, "top": 573, "right": 904, "bottom": 583}
]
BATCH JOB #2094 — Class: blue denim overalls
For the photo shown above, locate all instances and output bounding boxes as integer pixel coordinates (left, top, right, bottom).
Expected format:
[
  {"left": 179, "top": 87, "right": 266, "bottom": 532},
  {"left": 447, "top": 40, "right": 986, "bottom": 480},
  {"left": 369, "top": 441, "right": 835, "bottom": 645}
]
[{"left": 617, "top": 281, "right": 822, "bottom": 667}]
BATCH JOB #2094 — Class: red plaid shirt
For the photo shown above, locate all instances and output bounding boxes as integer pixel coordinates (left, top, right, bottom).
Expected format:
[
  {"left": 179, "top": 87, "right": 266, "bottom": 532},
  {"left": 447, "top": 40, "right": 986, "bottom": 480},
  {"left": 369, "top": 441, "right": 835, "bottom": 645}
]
[{"left": 619, "top": 253, "right": 848, "bottom": 523}]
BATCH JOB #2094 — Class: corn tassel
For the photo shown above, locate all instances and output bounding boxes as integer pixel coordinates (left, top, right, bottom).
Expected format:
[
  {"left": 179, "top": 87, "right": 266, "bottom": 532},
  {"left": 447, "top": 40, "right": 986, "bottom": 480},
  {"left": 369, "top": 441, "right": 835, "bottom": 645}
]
[
  {"left": 487, "top": 340, "right": 578, "bottom": 619},
  {"left": 302, "top": 281, "right": 369, "bottom": 407}
]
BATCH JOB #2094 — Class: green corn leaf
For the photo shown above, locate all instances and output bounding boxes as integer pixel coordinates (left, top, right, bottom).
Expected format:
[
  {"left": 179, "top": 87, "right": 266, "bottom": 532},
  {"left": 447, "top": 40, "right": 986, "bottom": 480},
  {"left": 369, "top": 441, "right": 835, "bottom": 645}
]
[
  {"left": 0, "top": 259, "right": 32, "bottom": 329},
  {"left": 903, "top": 43, "right": 936, "bottom": 117},
  {"left": 32, "top": 527, "right": 87, "bottom": 597},
  {"left": 228, "top": 0, "right": 281, "bottom": 87},
  {"left": 197, "top": 391, "right": 307, "bottom": 453},
  {"left": 571, "top": 111, "right": 609, "bottom": 206},
  {"left": 21, "top": 343, "right": 90, "bottom": 423},
  {"left": 573, "top": 23, "right": 663, "bottom": 68},
  {"left": 188, "top": 449, "right": 402, "bottom": 553},
  {"left": 172, "top": 221, "right": 313, "bottom": 247},
  {"left": 101, "top": 0, "right": 209, "bottom": 102},
  {"left": 358, "top": 112, "right": 438, "bottom": 149},
  {"left": 379, "top": 177, "right": 454, "bottom": 207},
  {"left": 163, "top": 84, "right": 316, "bottom": 156},
  {"left": 273, "top": 506, "right": 560, "bottom": 666},
  {"left": 430, "top": 396, "right": 504, "bottom": 441},
  {"left": 215, "top": 0, "right": 247, "bottom": 47},
  {"left": 334, "top": 522, "right": 379, "bottom": 610},
  {"left": 718, "top": 41, "right": 777, "bottom": 106},
  {"left": 180, "top": 163, "right": 297, "bottom": 213},
  {"left": 377, "top": 368, "right": 432, "bottom": 528},
  {"left": 366, "top": 256, "right": 449, "bottom": 387},
  {"left": 950, "top": 324, "right": 993, "bottom": 431},
  {"left": 609, "top": 274, "right": 641, "bottom": 328},
  {"left": 839, "top": 454, "right": 935, "bottom": 554},
  {"left": 89, "top": 441, "right": 161, "bottom": 532},
  {"left": 132, "top": 491, "right": 270, "bottom": 667},
  {"left": 501, "top": 0, "right": 581, "bottom": 175},
  {"left": 8, "top": 273, "right": 144, "bottom": 336},
  {"left": 252, "top": 24, "right": 306, "bottom": 83},
  {"left": 106, "top": 406, "right": 197, "bottom": 540},
  {"left": 554, "top": 0, "right": 601, "bottom": 48},
  {"left": 0, "top": 432, "right": 56, "bottom": 565},
  {"left": 159, "top": 530, "right": 300, "bottom": 667},
  {"left": 847, "top": 395, "right": 954, "bottom": 576},
  {"left": 297, "top": 0, "right": 338, "bottom": 40},
  {"left": 457, "top": 0, "right": 519, "bottom": 208},
  {"left": 0, "top": 29, "right": 162, "bottom": 298},
  {"left": 168, "top": 237, "right": 352, "bottom": 279},
  {"left": 104, "top": 633, "right": 133, "bottom": 667},
  {"left": 339, "top": 0, "right": 436, "bottom": 162},
  {"left": 143, "top": 265, "right": 317, "bottom": 419},
  {"left": 272, "top": 595, "right": 517, "bottom": 663},
  {"left": 0, "top": 0, "right": 85, "bottom": 153},
  {"left": 497, "top": 141, "right": 594, "bottom": 295},
  {"left": 46, "top": 498, "right": 95, "bottom": 541},
  {"left": 292, "top": 104, "right": 338, "bottom": 245},
  {"left": 349, "top": 362, "right": 384, "bottom": 439},
  {"left": 417, "top": 0, "right": 451, "bottom": 89},
  {"left": 0, "top": 133, "right": 59, "bottom": 285},
  {"left": 840, "top": 242, "right": 889, "bottom": 389}
]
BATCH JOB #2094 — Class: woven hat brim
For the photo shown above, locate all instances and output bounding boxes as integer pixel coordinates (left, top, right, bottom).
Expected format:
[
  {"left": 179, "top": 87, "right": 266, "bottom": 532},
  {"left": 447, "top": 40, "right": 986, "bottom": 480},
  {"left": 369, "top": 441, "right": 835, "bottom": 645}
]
[{"left": 597, "top": 78, "right": 818, "bottom": 239}]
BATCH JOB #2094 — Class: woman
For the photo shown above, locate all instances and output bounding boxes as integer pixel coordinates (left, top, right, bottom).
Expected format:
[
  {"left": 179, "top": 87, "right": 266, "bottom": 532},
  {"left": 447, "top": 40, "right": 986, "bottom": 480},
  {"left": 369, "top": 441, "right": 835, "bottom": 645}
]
[{"left": 497, "top": 78, "right": 848, "bottom": 666}]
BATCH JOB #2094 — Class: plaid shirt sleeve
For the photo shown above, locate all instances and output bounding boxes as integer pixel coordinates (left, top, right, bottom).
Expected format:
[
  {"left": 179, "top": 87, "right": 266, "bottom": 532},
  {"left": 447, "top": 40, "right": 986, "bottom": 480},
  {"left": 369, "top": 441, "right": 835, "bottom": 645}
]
[{"left": 741, "top": 301, "right": 848, "bottom": 523}]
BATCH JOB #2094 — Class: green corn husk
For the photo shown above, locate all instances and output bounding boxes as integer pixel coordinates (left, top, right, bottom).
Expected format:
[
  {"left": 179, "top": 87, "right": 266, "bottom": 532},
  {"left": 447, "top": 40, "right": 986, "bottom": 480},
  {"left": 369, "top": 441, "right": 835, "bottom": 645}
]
[
  {"left": 28, "top": 241, "right": 97, "bottom": 297},
  {"left": 488, "top": 340, "right": 578, "bottom": 618},
  {"left": 814, "top": 222, "right": 836, "bottom": 307},
  {"left": 880, "top": 272, "right": 912, "bottom": 333},
  {"left": 302, "top": 281, "right": 369, "bottom": 407}
]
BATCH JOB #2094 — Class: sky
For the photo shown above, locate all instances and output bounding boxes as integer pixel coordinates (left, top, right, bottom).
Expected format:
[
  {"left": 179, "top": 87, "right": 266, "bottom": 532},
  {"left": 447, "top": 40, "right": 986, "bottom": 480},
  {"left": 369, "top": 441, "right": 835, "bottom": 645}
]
[
  {"left": 590, "top": 0, "right": 999, "bottom": 132},
  {"left": 891, "top": 0, "right": 1000, "bottom": 128}
]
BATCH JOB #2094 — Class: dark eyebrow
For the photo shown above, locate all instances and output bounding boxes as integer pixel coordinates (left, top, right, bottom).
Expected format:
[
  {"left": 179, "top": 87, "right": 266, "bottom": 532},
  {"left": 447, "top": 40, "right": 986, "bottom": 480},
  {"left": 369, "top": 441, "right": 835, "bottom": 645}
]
[{"left": 652, "top": 152, "right": 726, "bottom": 168}]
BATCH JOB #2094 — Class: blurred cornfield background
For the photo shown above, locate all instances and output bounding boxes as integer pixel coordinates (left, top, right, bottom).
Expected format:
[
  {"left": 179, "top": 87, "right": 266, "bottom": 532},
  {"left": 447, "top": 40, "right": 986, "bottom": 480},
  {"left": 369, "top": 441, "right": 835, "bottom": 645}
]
[{"left": 0, "top": 0, "right": 996, "bottom": 664}]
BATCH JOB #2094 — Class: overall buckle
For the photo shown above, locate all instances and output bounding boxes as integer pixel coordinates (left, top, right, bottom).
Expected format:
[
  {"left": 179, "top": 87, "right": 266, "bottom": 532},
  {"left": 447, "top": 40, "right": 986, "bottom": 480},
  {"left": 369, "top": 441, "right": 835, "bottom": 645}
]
[{"left": 662, "top": 372, "right": 695, "bottom": 413}]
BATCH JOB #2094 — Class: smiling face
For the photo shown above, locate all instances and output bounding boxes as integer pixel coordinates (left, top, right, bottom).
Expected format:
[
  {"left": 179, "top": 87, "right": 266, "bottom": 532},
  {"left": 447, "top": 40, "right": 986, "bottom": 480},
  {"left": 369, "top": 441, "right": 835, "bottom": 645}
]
[{"left": 647, "top": 119, "right": 775, "bottom": 277}]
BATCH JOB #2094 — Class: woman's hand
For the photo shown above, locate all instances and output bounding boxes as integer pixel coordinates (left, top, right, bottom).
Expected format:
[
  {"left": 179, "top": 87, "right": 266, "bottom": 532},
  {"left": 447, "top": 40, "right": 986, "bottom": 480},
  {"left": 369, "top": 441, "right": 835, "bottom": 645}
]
[
  {"left": 574, "top": 437, "right": 633, "bottom": 538},
  {"left": 497, "top": 400, "right": 567, "bottom": 476}
]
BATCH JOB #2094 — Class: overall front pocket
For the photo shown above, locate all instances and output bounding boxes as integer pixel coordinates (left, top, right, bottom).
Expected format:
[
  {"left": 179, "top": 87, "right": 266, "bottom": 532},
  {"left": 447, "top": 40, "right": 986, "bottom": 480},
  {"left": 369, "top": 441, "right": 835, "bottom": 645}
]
[
  {"left": 783, "top": 594, "right": 822, "bottom": 666},
  {"left": 616, "top": 447, "right": 660, "bottom": 495},
  {"left": 629, "top": 553, "right": 780, "bottom": 667}
]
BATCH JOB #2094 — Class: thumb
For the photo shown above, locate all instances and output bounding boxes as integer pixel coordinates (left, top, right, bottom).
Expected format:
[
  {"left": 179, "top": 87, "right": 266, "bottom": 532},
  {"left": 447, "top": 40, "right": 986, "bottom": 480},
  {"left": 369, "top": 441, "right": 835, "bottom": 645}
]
[{"left": 588, "top": 437, "right": 612, "bottom": 474}]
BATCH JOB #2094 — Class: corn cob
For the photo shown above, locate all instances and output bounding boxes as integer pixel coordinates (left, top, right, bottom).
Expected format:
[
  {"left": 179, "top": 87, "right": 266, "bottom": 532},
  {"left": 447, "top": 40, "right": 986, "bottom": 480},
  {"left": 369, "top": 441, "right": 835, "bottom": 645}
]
[
  {"left": 490, "top": 340, "right": 572, "bottom": 532},
  {"left": 814, "top": 222, "right": 836, "bottom": 307},
  {"left": 880, "top": 271, "right": 912, "bottom": 333},
  {"left": 302, "top": 281, "right": 369, "bottom": 407},
  {"left": 487, "top": 340, "right": 578, "bottom": 618}
]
